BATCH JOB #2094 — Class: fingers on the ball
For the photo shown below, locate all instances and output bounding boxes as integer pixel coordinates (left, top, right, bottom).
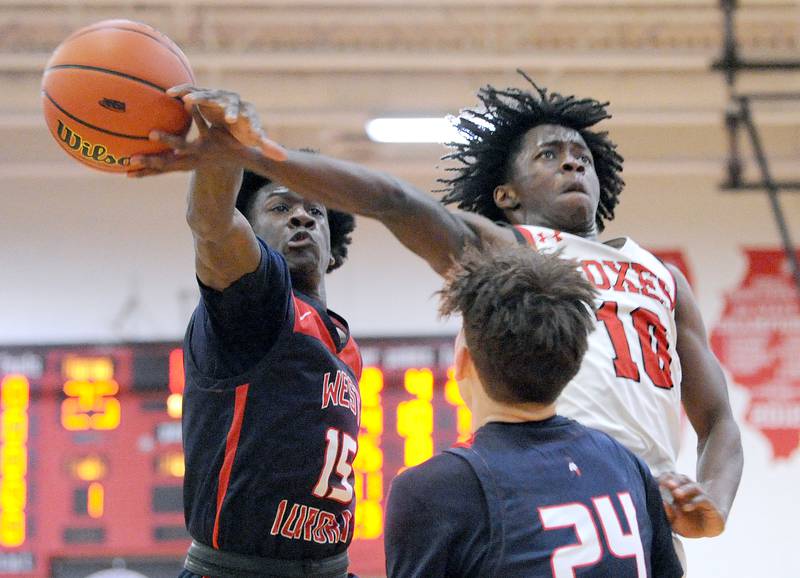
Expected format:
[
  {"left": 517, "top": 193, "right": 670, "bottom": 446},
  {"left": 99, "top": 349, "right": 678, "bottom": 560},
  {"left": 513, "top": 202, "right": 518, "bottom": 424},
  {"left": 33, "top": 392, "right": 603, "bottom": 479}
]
[
  {"left": 192, "top": 107, "right": 210, "bottom": 135},
  {"left": 150, "top": 131, "right": 191, "bottom": 149},
  {"left": 260, "top": 140, "right": 288, "bottom": 161},
  {"left": 167, "top": 83, "right": 198, "bottom": 97},
  {"left": 225, "top": 98, "right": 241, "bottom": 124},
  {"left": 183, "top": 90, "right": 230, "bottom": 109},
  {"left": 126, "top": 168, "right": 162, "bottom": 178}
]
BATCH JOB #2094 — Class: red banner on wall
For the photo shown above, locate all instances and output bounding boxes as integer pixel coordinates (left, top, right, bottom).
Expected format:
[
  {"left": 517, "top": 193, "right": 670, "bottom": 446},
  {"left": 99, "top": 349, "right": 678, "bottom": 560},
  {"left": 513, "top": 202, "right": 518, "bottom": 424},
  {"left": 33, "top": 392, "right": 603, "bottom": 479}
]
[{"left": 710, "top": 249, "right": 800, "bottom": 459}]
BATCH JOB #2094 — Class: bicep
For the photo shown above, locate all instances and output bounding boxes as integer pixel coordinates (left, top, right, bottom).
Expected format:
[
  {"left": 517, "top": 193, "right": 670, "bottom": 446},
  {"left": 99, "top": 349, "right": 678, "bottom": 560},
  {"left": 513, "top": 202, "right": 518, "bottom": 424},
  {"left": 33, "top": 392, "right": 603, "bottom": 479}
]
[
  {"left": 670, "top": 265, "right": 733, "bottom": 438},
  {"left": 194, "top": 210, "right": 262, "bottom": 290}
]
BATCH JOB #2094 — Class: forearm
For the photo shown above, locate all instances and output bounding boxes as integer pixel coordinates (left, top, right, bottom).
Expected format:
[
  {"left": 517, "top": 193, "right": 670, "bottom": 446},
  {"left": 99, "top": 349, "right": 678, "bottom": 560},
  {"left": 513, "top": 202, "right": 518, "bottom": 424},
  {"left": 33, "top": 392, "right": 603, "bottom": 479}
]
[
  {"left": 244, "top": 148, "right": 478, "bottom": 275},
  {"left": 185, "top": 162, "right": 259, "bottom": 290},
  {"left": 696, "top": 415, "right": 743, "bottom": 519},
  {"left": 186, "top": 163, "right": 244, "bottom": 241},
  {"left": 244, "top": 148, "right": 413, "bottom": 218}
]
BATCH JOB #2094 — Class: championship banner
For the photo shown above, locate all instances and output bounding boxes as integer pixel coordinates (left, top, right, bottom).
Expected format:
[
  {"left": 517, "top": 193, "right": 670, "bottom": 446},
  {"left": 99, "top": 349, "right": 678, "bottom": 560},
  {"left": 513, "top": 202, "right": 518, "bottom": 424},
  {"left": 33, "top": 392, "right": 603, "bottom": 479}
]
[{"left": 711, "top": 249, "right": 800, "bottom": 459}]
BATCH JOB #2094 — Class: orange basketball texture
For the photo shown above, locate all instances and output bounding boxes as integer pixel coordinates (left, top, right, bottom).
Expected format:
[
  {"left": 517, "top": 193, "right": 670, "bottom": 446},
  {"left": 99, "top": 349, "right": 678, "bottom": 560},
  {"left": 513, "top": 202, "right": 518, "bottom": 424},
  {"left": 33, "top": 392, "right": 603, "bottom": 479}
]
[{"left": 41, "top": 19, "right": 194, "bottom": 173}]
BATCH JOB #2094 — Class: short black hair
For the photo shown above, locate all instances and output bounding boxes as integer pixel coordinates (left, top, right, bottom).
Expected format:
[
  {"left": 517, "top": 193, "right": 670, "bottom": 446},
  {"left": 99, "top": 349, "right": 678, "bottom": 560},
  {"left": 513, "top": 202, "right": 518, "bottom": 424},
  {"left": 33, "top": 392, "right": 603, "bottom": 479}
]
[
  {"left": 439, "top": 246, "right": 597, "bottom": 405},
  {"left": 236, "top": 170, "right": 355, "bottom": 273},
  {"left": 440, "top": 71, "right": 624, "bottom": 232}
]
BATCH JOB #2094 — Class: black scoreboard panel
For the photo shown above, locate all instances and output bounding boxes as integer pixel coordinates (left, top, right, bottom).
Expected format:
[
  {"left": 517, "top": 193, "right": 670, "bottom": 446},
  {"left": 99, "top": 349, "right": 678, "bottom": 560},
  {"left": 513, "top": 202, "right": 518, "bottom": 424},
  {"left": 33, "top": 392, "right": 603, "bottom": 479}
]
[{"left": 0, "top": 336, "right": 465, "bottom": 577}]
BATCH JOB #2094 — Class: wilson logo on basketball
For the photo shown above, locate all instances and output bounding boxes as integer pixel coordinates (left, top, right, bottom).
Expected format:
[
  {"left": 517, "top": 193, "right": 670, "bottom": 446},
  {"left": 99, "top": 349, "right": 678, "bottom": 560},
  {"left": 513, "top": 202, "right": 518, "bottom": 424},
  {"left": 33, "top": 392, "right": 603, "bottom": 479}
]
[
  {"left": 56, "top": 120, "right": 130, "bottom": 167},
  {"left": 99, "top": 98, "right": 126, "bottom": 113}
]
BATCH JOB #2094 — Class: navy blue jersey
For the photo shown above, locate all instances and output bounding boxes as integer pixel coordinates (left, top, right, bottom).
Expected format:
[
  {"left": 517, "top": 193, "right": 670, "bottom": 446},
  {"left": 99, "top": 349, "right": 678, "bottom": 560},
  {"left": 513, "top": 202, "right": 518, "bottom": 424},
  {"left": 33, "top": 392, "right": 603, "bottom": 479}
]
[
  {"left": 385, "top": 416, "right": 682, "bottom": 578},
  {"left": 182, "top": 238, "right": 362, "bottom": 560}
]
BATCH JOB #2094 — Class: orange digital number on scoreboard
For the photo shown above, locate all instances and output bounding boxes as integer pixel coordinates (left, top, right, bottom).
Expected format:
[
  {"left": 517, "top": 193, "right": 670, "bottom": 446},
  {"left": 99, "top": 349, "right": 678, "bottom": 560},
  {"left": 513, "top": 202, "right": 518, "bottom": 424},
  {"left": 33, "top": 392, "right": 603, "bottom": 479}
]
[
  {"left": 60, "top": 356, "right": 121, "bottom": 431},
  {"left": 0, "top": 375, "right": 30, "bottom": 547},
  {"left": 396, "top": 368, "right": 434, "bottom": 470},
  {"left": 353, "top": 367, "right": 384, "bottom": 539}
]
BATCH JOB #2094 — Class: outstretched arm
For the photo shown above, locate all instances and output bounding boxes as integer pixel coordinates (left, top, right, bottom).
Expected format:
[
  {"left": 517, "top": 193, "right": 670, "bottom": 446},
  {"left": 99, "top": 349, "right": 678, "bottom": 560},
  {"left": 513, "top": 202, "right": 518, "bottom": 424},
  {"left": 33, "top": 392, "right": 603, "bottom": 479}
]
[
  {"left": 132, "top": 85, "right": 516, "bottom": 276},
  {"left": 660, "top": 264, "right": 743, "bottom": 538},
  {"left": 245, "top": 148, "right": 503, "bottom": 275},
  {"left": 148, "top": 107, "right": 285, "bottom": 291}
]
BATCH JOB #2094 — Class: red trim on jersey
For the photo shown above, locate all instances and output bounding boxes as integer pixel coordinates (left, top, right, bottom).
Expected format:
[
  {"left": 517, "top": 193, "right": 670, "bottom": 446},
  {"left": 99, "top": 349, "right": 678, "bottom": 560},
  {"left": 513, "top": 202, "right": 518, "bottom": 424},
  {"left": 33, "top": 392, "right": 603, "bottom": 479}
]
[
  {"left": 212, "top": 383, "right": 249, "bottom": 548},
  {"left": 514, "top": 225, "right": 537, "bottom": 248},
  {"left": 292, "top": 296, "right": 362, "bottom": 380},
  {"left": 339, "top": 338, "right": 362, "bottom": 381}
]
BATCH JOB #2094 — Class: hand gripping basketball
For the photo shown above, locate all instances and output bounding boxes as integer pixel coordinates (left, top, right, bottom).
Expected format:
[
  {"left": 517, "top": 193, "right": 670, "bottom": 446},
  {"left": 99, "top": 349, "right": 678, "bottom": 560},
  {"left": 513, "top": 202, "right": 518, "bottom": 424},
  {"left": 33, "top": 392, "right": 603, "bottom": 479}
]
[{"left": 168, "top": 85, "right": 287, "bottom": 161}]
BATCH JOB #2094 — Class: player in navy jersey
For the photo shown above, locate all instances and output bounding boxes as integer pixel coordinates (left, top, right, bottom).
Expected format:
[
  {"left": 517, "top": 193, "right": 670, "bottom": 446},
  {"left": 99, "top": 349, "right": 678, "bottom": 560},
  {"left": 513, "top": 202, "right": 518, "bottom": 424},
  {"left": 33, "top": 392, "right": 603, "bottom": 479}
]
[
  {"left": 133, "top": 77, "right": 743, "bottom": 558},
  {"left": 383, "top": 246, "right": 682, "bottom": 577},
  {"left": 137, "top": 111, "right": 362, "bottom": 577}
]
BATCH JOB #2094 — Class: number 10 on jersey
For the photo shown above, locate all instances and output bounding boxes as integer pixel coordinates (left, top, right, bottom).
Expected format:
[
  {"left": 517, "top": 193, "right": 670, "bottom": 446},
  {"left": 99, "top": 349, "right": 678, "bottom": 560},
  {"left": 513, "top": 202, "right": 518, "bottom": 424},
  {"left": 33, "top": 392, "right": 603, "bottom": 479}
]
[{"left": 596, "top": 301, "right": 673, "bottom": 389}]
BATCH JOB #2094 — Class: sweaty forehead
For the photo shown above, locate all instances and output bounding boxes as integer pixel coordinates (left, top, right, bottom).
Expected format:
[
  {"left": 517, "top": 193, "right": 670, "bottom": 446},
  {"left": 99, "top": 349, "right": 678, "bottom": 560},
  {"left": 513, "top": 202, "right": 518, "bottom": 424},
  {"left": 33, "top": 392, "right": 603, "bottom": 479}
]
[{"left": 525, "top": 124, "right": 587, "bottom": 149}]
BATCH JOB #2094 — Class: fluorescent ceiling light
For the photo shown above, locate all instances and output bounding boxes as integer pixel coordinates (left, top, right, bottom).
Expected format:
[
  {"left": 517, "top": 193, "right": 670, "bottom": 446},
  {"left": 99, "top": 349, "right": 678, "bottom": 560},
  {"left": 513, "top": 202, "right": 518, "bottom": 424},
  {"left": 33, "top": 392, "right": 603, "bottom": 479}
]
[{"left": 365, "top": 117, "right": 464, "bottom": 144}]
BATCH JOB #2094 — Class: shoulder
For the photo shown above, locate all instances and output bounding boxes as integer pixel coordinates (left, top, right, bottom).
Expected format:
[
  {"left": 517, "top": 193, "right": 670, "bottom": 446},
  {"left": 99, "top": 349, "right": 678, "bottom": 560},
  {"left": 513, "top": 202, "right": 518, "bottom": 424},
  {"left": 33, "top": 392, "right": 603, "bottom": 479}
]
[
  {"left": 455, "top": 210, "right": 517, "bottom": 248},
  {"left": 387, "top": 452, "right": 485, "bottom": 528},
  {"left": 390, "top": 451, "right": 480, "bottom": 502}
]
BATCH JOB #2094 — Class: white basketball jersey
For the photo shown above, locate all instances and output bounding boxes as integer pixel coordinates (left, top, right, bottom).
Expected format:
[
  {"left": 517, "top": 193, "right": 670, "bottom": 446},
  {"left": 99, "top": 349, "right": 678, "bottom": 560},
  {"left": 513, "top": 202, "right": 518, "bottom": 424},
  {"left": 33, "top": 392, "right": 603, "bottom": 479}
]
[{"left": 516, "top": 225, "right": 682, "bottom": 476}]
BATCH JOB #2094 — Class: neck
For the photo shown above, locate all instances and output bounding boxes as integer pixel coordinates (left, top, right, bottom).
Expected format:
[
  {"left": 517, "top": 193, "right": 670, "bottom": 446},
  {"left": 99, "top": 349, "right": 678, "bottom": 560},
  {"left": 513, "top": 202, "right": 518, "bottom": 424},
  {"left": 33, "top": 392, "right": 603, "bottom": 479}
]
[
  {"left": 293, "top": 276, "right": 326, "bottom": 306},
  {"left": 472, "top": 396, "right": 557, "bottom": 428},
  {"left": 510, "top": 211, "right": 599, "bottom": 241}
]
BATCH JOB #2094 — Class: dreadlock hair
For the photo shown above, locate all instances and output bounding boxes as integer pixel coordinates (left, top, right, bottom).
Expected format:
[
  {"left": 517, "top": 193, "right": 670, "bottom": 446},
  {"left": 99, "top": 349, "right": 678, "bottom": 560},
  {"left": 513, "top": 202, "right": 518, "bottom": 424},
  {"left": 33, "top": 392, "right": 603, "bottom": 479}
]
[
  {"left": 439, "top": 245, "right": 597, "bottom": 405},
  {"left": 236, "top": 168, "right": 355, "bottom": 273},
  {"left": 440, "top": 70, "right": 624, "bottom": 232}
]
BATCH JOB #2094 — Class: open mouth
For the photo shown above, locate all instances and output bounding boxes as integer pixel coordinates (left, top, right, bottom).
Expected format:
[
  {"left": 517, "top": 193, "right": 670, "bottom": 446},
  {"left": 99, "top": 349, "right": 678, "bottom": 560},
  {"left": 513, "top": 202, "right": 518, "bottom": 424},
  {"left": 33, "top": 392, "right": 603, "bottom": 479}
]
[{"left": 287, "top": 231, "right": 314, "bottom": 247}]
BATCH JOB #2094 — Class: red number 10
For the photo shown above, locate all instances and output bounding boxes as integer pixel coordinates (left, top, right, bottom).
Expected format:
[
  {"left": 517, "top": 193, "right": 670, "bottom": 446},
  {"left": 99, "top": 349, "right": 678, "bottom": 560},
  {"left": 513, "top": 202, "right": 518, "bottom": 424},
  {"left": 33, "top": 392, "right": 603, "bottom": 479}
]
[{"left": 596, "top": 301, "right": 673, "bottom": 389}]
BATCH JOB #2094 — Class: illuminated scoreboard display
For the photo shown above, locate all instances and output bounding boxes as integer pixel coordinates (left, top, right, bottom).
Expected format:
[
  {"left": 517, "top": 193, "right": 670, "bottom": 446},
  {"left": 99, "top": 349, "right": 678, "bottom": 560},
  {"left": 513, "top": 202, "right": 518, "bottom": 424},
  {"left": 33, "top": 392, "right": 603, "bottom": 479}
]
[{"left": 0, "top": 336, "right": 464, "bottom": 577}]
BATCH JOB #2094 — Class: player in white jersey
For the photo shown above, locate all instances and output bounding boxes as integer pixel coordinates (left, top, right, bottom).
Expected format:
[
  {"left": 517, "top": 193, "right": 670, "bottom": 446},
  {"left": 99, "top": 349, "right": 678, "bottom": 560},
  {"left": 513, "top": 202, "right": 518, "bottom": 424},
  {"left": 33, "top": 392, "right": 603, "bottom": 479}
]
[
  {"left": 132, "top": 74, "right": 743, "bottom": 550},
  {"left": 515, "top": 226, "right": 683, "bottom": 478}
]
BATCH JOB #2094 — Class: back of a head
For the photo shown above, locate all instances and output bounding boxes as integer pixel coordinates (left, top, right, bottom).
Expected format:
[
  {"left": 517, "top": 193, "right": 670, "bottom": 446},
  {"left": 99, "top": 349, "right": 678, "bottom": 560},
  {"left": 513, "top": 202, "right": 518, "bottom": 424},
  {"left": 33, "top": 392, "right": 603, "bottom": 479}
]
[{"left": 440, "top": 246, "right": 598, "bottom": 404}]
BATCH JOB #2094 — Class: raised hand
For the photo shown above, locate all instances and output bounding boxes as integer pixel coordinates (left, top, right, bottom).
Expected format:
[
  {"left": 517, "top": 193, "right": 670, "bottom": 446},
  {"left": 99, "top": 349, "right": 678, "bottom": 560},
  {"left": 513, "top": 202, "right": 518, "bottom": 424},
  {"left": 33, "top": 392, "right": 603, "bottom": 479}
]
[
  {"left": 658, "top": 472, "right": 726, "bottom": 538},
  {"left": 128, "top": 107, "right": 258, "bottom": 177},
  {"left": 167, "top": 84, "right": 286, "bottom": 161}
]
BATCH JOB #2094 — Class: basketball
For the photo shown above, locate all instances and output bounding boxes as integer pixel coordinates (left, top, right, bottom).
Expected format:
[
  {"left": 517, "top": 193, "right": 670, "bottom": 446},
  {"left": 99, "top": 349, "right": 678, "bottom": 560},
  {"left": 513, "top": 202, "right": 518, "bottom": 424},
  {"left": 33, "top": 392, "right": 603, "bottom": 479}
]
[{"left": 41, "top": 19, "right": 194, "bottom": 173}]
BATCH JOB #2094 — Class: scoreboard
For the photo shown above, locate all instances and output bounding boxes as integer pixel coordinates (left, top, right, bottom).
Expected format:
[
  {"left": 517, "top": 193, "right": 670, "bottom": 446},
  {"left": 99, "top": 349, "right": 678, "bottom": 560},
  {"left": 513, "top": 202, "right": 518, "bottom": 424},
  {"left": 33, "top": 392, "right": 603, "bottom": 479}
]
[{"left": 0, "top": 336, "right": 465, "bottom": 577}]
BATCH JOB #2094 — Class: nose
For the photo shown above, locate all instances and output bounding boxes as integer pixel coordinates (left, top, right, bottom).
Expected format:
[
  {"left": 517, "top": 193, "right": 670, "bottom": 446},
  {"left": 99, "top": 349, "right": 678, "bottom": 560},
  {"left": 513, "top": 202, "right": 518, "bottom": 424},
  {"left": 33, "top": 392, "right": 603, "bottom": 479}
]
[
  {"left": 561, "top": 155, "right": 585, "bottom": 173},
  {"left": 290, "top": 207, "right": 316, "bottom": 229}
]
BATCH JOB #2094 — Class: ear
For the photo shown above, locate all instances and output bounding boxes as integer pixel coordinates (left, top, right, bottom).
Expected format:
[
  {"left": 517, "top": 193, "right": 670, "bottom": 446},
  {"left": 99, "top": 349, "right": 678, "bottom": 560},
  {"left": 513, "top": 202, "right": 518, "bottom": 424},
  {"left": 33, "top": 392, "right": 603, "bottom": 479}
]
[
  {"left": 454, "top": 329, "right": 473, "bottom": 381},
  {"left": 326, "top": 255, "right": 336, "bottom": 272},
  {"left": 494, "top": 184, "right": 520, "bottom": 211}
]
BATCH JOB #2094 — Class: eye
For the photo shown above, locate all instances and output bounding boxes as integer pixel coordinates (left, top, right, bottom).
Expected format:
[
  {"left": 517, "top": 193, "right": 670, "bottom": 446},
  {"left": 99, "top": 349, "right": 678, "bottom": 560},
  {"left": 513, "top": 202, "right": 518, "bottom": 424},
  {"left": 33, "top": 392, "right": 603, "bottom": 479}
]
[
  {"left": 579, "top": 154, "right": 593, "bottom": 164},
  {"left": 309, "top": 206, "right": 325, "bottom": 217},
  {"left": 270, "top": 204, "right": 289, "bottom": 213},
  {"left": 539, "top": 150, "right": 556, "bottom": 160}
]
